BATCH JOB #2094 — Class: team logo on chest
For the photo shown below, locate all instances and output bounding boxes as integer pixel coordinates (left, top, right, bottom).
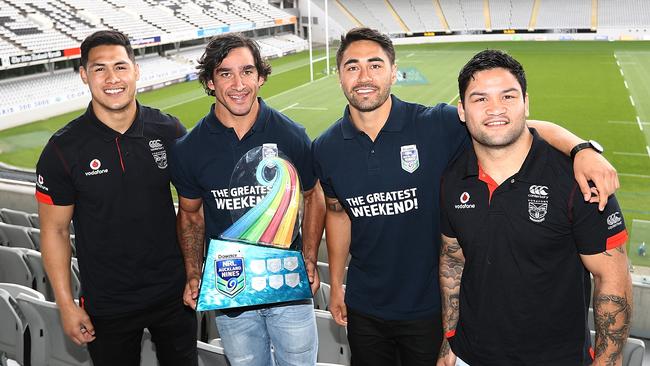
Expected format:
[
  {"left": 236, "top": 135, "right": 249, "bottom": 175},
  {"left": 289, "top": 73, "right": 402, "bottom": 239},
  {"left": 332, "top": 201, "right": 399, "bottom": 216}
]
[
  {"left": 527, "top": 185, "right": 549, "bottom": 223},
  {"left": 148, "top": 139, "right": 167, "bottom": 169},
  {"left": 400, "top": 144, "right": 419, "bottom": 173}
]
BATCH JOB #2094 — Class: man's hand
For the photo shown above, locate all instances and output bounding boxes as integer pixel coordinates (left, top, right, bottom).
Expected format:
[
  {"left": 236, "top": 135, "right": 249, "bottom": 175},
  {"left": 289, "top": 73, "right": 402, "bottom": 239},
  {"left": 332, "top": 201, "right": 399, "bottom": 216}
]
[
  {"left": 329, "top": 284, "right": 347, "bottom": 326},
  {"left": 60, "top": 304, "right": 95, "bottom": 345},
  {"left": 574, "top": 149, "right": 619, "bottom": 211},
  {"left": 437, "top": 339, "right": 457, "bottom": 366},
  {"left": 183, "top": 276, "right": 200, "bottom": 309},
  {"left": 305, "top": 257, "right": 320, "bottom": 295}
]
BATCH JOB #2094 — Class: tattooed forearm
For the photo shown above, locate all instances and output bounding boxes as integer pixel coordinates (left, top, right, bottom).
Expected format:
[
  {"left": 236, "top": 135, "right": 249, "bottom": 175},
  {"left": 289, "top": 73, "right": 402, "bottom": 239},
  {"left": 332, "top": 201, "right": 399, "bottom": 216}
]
[
  {"left": 178, "top": 219, "right": 205, "bottom": 278},
  {"left": 440, "top": 235, "right": 464, "bottom": 335},
  {"left": 438, "top": 339, "right": 451, "bottom": 359},
  {"left": 593, "top": 293, "right": 631, "bottom": 365}
]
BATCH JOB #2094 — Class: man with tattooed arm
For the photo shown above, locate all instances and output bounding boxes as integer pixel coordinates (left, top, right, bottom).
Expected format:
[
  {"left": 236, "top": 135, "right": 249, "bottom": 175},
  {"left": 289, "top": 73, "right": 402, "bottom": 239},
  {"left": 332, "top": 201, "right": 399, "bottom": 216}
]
[{"left": 438, "top": 50, "right": 632, "bottom": 366}]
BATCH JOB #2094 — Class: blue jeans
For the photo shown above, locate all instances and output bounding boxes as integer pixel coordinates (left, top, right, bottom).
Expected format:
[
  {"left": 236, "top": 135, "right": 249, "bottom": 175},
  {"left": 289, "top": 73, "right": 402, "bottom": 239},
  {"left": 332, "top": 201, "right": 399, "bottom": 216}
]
[{"left": 215, "top": 300, "right": 317, "bottom": 366}]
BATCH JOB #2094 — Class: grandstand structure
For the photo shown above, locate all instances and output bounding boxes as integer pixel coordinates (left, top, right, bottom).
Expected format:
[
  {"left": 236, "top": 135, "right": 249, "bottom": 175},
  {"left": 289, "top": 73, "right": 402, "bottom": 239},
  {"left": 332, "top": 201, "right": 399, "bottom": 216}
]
[{"left": 0, "top": 0, "right": 648, "bottom": 128}]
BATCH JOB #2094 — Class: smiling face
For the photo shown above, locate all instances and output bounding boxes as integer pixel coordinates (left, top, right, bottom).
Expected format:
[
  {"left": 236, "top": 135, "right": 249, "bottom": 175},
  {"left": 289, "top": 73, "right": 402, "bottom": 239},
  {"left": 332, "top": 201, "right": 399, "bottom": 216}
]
[
  {"left": 338, "top": 40, "right": 396, "bottom": 113},
  {"left": 80, "top": 45, "right": 139, "bottom": 116},
  {"left": 208, "top": 46, "right": 264, "bottom": 124},
  {"left": 458, "top": 67, "right": 529, "bottom": 149}
]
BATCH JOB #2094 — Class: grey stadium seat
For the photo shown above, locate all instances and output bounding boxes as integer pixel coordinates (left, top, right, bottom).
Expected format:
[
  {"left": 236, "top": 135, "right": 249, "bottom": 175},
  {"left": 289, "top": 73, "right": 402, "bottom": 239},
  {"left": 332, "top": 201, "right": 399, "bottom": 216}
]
[
  {"left": 197, "top": 340, "right": 229, "bottom": 366},
  {"left": 28, "top": 213, "right": 40, "bottom": 229},
  {"left": 0, "top": 246, "right": 33, "bottom": 288},
  {"left": 0, "top": 288, "right": 28, "bottom": 366},
  {"left": 315, "top": 310, "right": 351, "bottom": 365},
  {"left": 314, "top": 282, "right": 330, "bottom": 311},
  {"left": 0, "top": 283, "right": 45, "bottom": 302},
  {"left": 589, "top": 330, "right": 645, "bottom": 366},
  {"left": 16, "top": 294, "right": 92, "bottom": 366},
  {"left": 0, "top": 208, "right": 32, "bottom": 228},
  {"left": 0, "top": 223, "right": 36, "bottom": 250}
]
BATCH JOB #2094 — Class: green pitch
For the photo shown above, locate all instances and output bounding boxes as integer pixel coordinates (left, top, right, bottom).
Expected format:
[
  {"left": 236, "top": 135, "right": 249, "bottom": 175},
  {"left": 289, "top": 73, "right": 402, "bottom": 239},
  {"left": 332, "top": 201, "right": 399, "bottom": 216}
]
[{"left": 1, "top": 41, "right": 649, "bottom": 266}]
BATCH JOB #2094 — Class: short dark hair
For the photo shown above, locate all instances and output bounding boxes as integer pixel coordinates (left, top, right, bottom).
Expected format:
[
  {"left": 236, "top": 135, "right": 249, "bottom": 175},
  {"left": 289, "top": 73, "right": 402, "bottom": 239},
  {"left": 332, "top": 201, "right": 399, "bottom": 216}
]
[
  {"left": 336, "top": 27, "right": 395, "bottom": 70},
  {"left": 458, "top": 49, "right": 527, "bottom": 103},
  {"left": 80, "top": 30, "right": 135, "bottom": 68},
  {"left": 197, "top": 33, "right": 272, "bottom": 96}
]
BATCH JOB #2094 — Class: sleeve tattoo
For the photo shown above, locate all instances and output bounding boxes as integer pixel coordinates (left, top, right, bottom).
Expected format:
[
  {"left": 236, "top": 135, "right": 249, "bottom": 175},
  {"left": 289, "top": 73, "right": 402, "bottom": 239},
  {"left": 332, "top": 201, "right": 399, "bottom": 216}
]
[
  {"left": 439, "top": 235, "right": 464, "bottom": 357},
  {"left": 179, "top": 220, "right": 205, "bottom": 277},
  {"left": 593, "top": 293, "right": 631, "bottom": 365}
]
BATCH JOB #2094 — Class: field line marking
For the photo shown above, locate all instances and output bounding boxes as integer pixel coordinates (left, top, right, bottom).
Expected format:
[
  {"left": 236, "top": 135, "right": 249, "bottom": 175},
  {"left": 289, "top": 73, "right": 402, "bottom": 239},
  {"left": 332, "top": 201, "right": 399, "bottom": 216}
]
[
  {"left": 638, "top": 116, "right": 644, "bottom": 131},
  {"left": 647, "top": 145, "right": 650, "bottom": 158},
  {"left": 620, "top": 69, "right": 624, "bottom": 76},
  {"left": 619, "top": 173, "right": 650, "bottom": 179},
  {"left": 406, "top": 53, "right": 415, "bottom": 58},
  {"left": 291, "top": 106, "right": 328, "bottom": 111},
  {"left": 279, "top": 102, "right": 299, "bottom": 112},
  {"left": 163, "top": 94, "right": 205, "bottom": 111},
  {"left": 624, "top": 81, "right": 629, "bottom": 89},
  {"left": 266, "top": 73, "right": 336, "bottom": 102},
  {"left": 613, "top": 151, "right": 650, "bottom": 157},
  {"left": 447, "top": 93, "right": 459, "bottom": 105},
  {"left": 608, "top": 120, "right": 650, "bottom": 125}
]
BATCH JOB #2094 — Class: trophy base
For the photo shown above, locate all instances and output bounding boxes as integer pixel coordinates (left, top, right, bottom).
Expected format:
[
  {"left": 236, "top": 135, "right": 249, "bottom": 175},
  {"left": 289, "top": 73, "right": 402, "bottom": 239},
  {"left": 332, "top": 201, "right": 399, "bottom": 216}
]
[{"left": 196, "top": 239, "right": 312, "bottom": 311}]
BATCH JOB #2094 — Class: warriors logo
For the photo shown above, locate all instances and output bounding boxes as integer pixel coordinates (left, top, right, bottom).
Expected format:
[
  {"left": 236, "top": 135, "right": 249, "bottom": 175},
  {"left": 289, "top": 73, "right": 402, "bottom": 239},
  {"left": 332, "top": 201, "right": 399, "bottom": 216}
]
[{"left": 528, "top": 202, "right": 548, "bottom": 223}]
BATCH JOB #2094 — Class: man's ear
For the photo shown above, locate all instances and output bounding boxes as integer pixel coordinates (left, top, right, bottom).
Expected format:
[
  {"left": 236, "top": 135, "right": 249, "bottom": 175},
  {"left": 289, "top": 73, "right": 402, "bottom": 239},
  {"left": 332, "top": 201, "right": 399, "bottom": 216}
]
[{"left": 458, "top": 100, "right": 466, "bottom": 123}]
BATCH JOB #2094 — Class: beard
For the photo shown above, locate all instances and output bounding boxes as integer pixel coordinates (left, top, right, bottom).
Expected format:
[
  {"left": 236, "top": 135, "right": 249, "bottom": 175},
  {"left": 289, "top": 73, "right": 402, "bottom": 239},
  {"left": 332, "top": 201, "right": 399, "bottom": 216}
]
[{"left": 344, "top": 84, "right": 391, "bottom": 112}]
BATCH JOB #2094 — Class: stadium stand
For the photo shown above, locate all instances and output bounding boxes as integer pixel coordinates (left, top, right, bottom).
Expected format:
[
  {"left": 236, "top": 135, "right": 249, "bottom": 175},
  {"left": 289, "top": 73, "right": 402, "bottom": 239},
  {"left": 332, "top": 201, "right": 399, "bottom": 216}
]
[
  {"left": 439, "top": 0, "right": 485, "bottom": 32},
  {"left": 389, "top": 0, "right": 445, "bottom": 33},
  {"left": 337, "top": 0, "right": 403, "bottom": 34},
  {"left": 535, "top": 0, "right": 592, "bottom": 30},
  {"left": 488, "top": 0, "right": 535, "bottom": 30},
  {"left": 599, "top": 0, "right": 650, "bottom": 29}
]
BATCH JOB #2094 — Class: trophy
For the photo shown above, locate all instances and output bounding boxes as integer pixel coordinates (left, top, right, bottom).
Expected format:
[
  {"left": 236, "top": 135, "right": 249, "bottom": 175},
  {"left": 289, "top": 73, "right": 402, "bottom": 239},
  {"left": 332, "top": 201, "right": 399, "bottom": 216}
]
[{"left": 196, "top": 145, "right": 312, "bottom": 311}]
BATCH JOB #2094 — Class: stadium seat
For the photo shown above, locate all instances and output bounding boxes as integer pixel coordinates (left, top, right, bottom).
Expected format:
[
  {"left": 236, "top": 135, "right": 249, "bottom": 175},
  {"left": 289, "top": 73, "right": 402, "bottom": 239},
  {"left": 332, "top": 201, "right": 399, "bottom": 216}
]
[
  {"left": 0, "top": 208, "right": 32, "bottom": 227},
  {"left": 22, "top": 249, "right": 56, "bottom": 301},
  {"left": 0, "top": 288, "right": 28, "bottom": 366},
  {"left": 314, "top": 282, "right": 330, "bottom": 311},
  {"left": 16, "top": 294, "right": 92, "bottom": 366},
  {"left": 196, "top": 341, "right": 230, "bottom": 366},
  {"left": 205, "top": 310, "right": 221, "bottom": 342},
  {"left": 589, "top": 330, "right": 645, "bottom": 366},
  {"left": 317, "top": 262, "right": 330, "bottom": 284},
  {"left": 0, "top": 222, "right": 36, "bottom": 250},
  {"left": 0, "top": 282, "right": 45, "bottom": 301},
  {"left": 140, "top": 329, "right": 159, "bottom": 366},
  {"left": 28, "top": 214, "right": 39, "bottom": 229},
  {"left": 197, "top": 340, "right": 229, "bottom": 366},
  {"left": 0, "top": 246, "right": 33, "bottom": 288},
  {"left": 314, "top": 310, "right": 350, "bottom": 365}
]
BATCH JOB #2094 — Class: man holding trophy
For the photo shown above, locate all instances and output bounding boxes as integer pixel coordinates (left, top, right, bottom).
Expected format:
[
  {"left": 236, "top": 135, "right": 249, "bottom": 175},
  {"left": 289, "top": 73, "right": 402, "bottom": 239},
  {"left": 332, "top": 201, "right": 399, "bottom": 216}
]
[{"left": 169, "top": 33, "right": 325, "bottom": 366}]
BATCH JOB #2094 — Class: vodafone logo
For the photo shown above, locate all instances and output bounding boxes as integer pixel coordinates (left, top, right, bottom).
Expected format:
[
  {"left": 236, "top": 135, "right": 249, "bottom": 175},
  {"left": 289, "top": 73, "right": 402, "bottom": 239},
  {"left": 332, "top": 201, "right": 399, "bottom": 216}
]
[
  {"left": 455, "top": 191, "right": 475, "bottom": 209},
  {"left": 38, "top": 175, "right": 44, "bottom": 185},
  {"left": 90, "top": 159, "right": 101, "bottom": 170},
  {"left": 84, "top": 158, "right": 109, "bottom": 176}
]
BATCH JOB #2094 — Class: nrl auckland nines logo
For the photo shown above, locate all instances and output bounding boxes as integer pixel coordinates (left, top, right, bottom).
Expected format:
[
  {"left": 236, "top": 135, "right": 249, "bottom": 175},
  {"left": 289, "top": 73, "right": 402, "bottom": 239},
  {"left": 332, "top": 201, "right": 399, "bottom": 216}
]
[
  {"left": 148, "top": 139, "right": 167, "bottom": 169},
  {"left": 528, "top": 185, "right": 549, "bottom": 223}
]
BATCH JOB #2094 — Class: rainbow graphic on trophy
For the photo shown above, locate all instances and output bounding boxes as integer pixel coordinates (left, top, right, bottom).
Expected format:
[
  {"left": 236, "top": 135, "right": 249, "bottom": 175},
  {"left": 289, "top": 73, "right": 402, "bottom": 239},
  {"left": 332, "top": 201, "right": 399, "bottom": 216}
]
[{"left": 196, "top": 145, "right": 312, "bottom": 311}]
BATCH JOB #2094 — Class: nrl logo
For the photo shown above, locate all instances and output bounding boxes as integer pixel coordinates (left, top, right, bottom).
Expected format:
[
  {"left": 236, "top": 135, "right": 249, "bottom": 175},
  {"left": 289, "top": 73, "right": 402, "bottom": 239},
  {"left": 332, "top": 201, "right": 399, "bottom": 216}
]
[
  {"left": 215, "top": 257, "right": 246, "bottom": 297},
  {"left": 528, "top": 201, "right": 548, "bottom": 223},
  {"left": 400, "top": 144, "right": 419, "bottom": 173}
]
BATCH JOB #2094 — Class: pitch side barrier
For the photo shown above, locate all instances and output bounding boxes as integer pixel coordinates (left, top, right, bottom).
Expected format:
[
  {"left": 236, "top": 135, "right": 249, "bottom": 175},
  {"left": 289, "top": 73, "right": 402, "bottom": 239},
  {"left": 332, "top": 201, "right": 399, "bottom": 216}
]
[{"left": 390, "top": 29, "right": 650, "bottom": 45}]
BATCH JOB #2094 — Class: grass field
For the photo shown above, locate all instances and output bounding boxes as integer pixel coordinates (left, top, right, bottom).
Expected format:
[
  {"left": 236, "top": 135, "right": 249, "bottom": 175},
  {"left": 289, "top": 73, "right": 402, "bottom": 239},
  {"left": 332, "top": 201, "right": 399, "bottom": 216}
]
[{"left": 1, "top": 41, "right": 649, "bottom": 266}]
